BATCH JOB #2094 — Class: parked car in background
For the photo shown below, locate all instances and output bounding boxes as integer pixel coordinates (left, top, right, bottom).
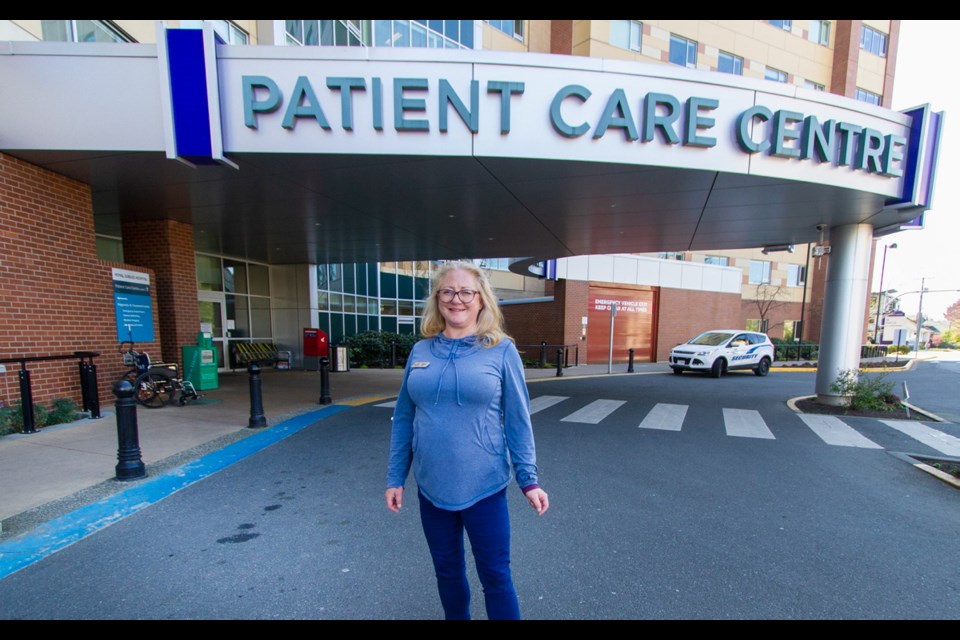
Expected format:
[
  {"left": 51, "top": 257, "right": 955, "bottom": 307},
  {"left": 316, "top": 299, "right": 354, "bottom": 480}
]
[{"left": 668, "top": 330, "right": 775, "bottom": 378}]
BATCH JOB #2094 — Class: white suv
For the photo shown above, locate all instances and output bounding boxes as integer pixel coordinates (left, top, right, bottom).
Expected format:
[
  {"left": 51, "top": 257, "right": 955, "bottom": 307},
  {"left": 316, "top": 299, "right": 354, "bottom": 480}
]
[{"left": 668, "top": 330, "right": 775, "bottom": 378}]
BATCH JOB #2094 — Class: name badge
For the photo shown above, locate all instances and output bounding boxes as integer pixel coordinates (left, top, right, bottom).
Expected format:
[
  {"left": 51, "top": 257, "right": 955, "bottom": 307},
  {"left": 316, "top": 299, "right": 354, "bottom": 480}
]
[{"left": 412, "top": 361, "right": 431, "bottom": 369}]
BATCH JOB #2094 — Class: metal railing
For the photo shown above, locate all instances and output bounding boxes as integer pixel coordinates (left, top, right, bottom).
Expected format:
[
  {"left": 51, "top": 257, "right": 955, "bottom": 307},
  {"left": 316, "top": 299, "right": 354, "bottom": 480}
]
[
  {"left": 517, "top": 342, "right": 580, "bottom": 369},
  {"left": 772, "top": 343, "right": 891, "bottom": 363},
  {"left": 0, "top": 351, "right": 101, "bottom": 433}
]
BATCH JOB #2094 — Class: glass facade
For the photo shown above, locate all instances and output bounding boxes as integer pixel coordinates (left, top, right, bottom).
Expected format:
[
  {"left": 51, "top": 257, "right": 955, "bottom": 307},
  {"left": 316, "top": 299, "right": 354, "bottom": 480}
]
[
  {"left": 196, "top": 254, "right": 273, "bottom": 369},
  {"left": 317, "top": 261, "right": 434, "bottom": 345}
]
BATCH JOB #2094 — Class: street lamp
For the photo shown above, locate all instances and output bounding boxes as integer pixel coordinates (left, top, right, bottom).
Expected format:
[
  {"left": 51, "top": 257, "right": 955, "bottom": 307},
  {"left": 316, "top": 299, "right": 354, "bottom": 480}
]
[
  {"left": 873, "top": 242, "right": 897, "bottom": 343},
  {"left": 915, "top": 276, "right": 928, "bottom": 351}
]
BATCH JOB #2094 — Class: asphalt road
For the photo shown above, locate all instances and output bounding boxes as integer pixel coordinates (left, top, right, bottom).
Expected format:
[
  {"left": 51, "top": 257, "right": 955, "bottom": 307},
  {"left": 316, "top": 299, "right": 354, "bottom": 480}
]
[{"left": 0, "top": 364, "right": 958, "bottom": 619}]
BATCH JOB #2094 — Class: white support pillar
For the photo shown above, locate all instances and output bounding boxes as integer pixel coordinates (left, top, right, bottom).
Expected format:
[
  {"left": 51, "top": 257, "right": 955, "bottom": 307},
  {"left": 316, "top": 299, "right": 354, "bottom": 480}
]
[{"left": 815, "top": 223, "right": 874, "bottom": 405}]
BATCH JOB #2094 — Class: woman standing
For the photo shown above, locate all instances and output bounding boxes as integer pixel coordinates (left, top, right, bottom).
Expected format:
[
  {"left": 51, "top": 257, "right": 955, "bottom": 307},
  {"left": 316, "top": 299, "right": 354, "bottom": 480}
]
[{"left": 385, "top": 261, "right": 549, "bottom": 620}]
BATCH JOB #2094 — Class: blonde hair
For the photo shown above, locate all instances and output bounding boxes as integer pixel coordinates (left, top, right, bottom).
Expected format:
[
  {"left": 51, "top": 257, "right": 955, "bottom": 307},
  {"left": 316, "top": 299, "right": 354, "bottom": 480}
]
[{"left": 420, "top": 261, "right": 509, "bottom": 347}]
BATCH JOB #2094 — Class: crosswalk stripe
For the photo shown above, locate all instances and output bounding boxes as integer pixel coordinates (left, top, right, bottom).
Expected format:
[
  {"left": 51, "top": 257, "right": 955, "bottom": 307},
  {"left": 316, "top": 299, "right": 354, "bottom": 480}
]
[
  {"left": 723, "top": 408, "right": 775, "bottom": 439},
  {"left": 880, "top": 420, "right": 960, "bottom": 456},
  {"left": 529, "top": 395, "right": 569, "bottom": 415},
  {"left": 638, "top": 403, "right": 687, "bottom": 431},
  {"left": 560, "top": 399, "right": 625, "bottom": 424},
  {"left": 797, "top": 414, "right": 883, "bottom": 448},
  {"left": 375, "top": 401, "right": 397, "bottom": 408}
]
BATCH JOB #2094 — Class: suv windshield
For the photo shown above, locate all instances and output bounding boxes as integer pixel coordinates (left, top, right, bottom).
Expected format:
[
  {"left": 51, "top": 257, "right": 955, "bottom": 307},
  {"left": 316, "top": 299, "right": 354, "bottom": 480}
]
[{"left": 689, "top": 332, "right": 734, "bottom": 346}]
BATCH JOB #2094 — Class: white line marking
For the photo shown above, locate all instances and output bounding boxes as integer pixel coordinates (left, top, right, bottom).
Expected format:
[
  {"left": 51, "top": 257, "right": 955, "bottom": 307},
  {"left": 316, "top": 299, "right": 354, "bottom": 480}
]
[
  {"left": 797, "top": 414, "right": 883, "bottom": 448},
  {"left": 638, "top": 403, "right": 687, "bottom": 431},
  {"left": 375, "top": 401, "right": 397, "bottom": 408},
  {"left": 723, "top": 408, "right": 775, "bottom": 439},
  {"left": 560, "top": 399, "right": 626, "bottom": 424},
  {"left": 529, "top": 395, "right": 569, "bottom": 415},
  {"left": 880, "top": 420, "right": 960, "bottom": 456}
]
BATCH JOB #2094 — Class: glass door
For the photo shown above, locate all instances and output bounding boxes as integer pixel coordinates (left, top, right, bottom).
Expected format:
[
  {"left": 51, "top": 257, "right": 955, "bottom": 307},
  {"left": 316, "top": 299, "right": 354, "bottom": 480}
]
[{"left": 198, "top": 291, "right": 228, "bottom": 371}]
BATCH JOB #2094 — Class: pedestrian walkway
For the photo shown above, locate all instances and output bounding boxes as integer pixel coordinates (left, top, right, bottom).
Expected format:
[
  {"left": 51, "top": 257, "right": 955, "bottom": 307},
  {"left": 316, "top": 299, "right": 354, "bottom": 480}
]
[{"left": 375, "top": 393, "right": 960, "bottom": 455}]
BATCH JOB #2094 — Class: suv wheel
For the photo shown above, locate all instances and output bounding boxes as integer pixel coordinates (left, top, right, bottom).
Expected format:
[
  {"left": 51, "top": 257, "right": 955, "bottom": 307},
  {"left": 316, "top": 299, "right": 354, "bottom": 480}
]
[
  {"left": 710, "top": 358, "right": 726, "bottom": 378},
  {"left": 754, "top": 357, "right": 771, "bottom": 377},
  {"left": 672, "top": 367, "right": 683, "bottom": 375}
]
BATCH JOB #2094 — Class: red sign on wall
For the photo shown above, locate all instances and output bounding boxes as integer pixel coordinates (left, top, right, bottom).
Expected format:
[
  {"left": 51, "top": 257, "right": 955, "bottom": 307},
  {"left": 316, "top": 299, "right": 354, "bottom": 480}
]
[{"left": 587, "top": 286, "right": 657, "bottom": 364}]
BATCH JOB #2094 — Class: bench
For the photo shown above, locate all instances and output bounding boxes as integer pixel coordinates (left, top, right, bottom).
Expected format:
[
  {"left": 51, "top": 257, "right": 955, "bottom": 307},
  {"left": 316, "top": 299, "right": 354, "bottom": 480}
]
[{"left": 233, "top": 342, "right": 280, "bottom": 367}]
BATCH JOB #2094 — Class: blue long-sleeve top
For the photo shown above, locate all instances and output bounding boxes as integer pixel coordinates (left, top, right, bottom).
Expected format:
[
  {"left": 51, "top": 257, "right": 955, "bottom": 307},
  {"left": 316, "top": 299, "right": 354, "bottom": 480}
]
[{"left": 386, "top": 334, "right": 540, "bottom": 511}]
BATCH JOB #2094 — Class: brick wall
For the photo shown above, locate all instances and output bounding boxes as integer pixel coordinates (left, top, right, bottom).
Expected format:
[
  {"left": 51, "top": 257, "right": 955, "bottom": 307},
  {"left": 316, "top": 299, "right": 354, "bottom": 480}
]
[
  {"left": 550, "top": 20, "right": 573, "bottom": 54},
  {"left": 0, "top": 152, "right": 162, "bottom": 411},
  {"left": 656, "top": 289, "right": 743, "bottom": 361},
  {"left": 500, "top": 279, "right": 592, "bottom": 365},
  {"left": 121, "top": 219, "right": 199, "bottom": 366}
]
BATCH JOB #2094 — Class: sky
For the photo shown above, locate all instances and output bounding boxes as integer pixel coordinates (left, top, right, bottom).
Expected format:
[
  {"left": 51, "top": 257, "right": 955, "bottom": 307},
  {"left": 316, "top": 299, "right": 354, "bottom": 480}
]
[{"left": 875, "top": 20, "right": 960, "bottom": 322}]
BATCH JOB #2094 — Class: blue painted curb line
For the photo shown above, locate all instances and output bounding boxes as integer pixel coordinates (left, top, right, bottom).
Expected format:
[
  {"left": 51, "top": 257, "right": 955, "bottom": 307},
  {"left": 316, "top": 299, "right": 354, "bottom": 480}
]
[{"left": 0, "top": 404, "right": 352, "bottom": 581}]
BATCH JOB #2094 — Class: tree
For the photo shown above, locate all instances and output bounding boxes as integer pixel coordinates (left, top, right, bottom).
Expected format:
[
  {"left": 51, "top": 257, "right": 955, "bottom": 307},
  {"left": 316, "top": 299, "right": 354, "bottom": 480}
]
[
  {"left": 946, "top": 299, "right": 960, "bottom": 333},
  {"left": 747, "top": 284, "right": 788, "bottom": 334}
]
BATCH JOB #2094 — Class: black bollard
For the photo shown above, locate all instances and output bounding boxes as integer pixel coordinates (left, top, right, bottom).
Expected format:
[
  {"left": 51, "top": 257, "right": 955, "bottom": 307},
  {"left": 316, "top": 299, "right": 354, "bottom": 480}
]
[
  {"left": 18, "top": 366, "right": 36, "bottom": 434},
  {"left": 247, "top": 362, "right": 267, "bottom": 428},
  {"left": 84, "top": 361, "right": 101, "bottom": 419},
  {"left": 540, "top": 341, "right": 547, "bottom": 368},
  {"left": 556, "top": 348, "right": 563, "bottom": 377},
  {"left": 627, "top": 348, "right": 635, "bottom": 373},
  {"left": 319, "top": 356, "right": 332, "bottom": 405},
  {"left": 113, "top": 379, "right": 146, "bottom": 481},
  {"left": 390, "top": 341, "right": 397, "bottom": 368}
]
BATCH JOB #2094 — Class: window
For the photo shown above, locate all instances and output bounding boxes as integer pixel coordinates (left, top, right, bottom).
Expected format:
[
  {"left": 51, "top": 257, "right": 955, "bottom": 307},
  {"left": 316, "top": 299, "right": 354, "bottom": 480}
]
[
  {"left": 786, "top": 264, "right": 806, "bottom": 287},
  {"left": 765, "top": 67, "right": 788, "bottom": 83},
  {"left": 746, "top": 319, "right": 769, "bottom": 333},
  {"left": 861, "top": 25, "right": 888, "bottom": 57},
  {"left": 657, "top": 252, "right": 685, "bottom": 261},
  {"left": 479, "top": 258, "right": 511, "bottom": 271},
  {"left": 782, "top": 320, "right": 799, "bottom": 342},
  {"left": 807, "top": 20, "right": 830, "bottom": 46},
  {"left": 95, "top": 235, "right": 124, "bottom": 262},
  {"left": 41, "top": 20, "right": 131, "bottom": 43},
  {"left": 749, "top": 260, "right": 772, "bottom": 284},
  {"left": 855, "top": 88, "right": 882, "bottom": 106},
  {"left": 287, "top": 20, "right": 472, "bottom": 49},
  {"left": 611, "top": 20, "right": 642, "bottom": 52},
  {"left": 669, "top": 34, "right": 697, "bottom": 69},
  {"left": 804, "top": 80, "right": 825, "bottom": 91},
  {"left": 704, "top": 255, "right": 729, "bottom": 266},
  {"left": 768, "top": 20, "right": 792, "bottom": 31},
  {"left": 180, "top": 20, "right": 248, "bottom": 44},
  {"left": 718, "top": 51, "right": 743, "bottom": 75},
  {"left": 486, "top": 20, "right": 524, "bottom": 41}
]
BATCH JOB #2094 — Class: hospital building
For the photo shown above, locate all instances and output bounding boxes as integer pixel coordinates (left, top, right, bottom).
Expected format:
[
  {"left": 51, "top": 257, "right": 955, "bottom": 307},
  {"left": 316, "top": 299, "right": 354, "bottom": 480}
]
[{"left": 0, "top": 20, "right": 940, "bottom": 407}]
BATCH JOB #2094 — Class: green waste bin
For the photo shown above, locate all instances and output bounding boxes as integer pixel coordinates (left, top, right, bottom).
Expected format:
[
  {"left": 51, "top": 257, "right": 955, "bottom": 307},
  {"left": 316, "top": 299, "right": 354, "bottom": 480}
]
[{"left": 183, "top": 331, "right": 219, "bottom": 391}]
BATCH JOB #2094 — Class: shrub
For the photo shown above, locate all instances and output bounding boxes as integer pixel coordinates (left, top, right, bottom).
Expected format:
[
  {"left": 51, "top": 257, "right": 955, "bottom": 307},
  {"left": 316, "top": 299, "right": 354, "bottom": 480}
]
[
  {"left": 830, "top": 369, "right": 901, "bottom": 412},
  {"left": 47, "top": 398, "right": 81, "bottom": 426},
  {"left": 347, "top": 331, "right": 420, "bottom": 368},
  {"left": 0, "top": 397, "right": 82, "bottom": 436}
]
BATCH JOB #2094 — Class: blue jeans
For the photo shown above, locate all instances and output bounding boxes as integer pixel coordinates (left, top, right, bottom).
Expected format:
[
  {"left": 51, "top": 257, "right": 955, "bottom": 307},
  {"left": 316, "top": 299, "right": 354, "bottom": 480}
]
[{"left": 418, "top": 488, "right": 521, "bottom": 620}]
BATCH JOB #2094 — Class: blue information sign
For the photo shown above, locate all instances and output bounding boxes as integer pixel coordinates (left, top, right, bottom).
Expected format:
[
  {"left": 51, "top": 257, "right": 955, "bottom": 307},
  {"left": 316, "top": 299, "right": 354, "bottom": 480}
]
[{"left": 112, "top": 268, "right": 155, "bottom": 343}]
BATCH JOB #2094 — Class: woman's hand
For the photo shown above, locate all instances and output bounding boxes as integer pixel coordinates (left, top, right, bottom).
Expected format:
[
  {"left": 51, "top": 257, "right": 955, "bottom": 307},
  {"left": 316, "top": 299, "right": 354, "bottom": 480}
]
[
  {"left": 385, "top": 487, "right": 404, "bottom": 512},
  {"left": 523, "top": 487, "right": 549, "bottom": 516}
]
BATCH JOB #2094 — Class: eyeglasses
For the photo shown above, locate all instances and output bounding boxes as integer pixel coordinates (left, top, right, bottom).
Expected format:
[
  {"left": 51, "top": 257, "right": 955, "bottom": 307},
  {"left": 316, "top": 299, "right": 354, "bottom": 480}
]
[{"left": 437, "top": 288, "right": 478, "bottom": 304}]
